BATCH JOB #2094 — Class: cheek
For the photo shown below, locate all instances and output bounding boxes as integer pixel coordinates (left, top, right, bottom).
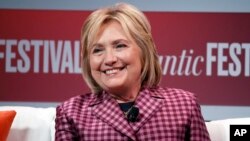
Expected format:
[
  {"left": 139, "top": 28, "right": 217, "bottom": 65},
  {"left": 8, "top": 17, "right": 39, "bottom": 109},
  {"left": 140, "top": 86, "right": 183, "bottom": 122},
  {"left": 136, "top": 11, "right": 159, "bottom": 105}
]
[
  {"left": 89, "top": 56, "right": 100, "bottom": 70},
  {"left": 126, "top": 52, "right": 142, "bottom": 74},
  {"left": 132, "top": 49, "right": 143, "bottom": 68},
  {"left": 135, "top": 59, "right": 142, "bottom": 73},
  {"left": 89, "top": 58, "right": 100, "bottom": 80}
]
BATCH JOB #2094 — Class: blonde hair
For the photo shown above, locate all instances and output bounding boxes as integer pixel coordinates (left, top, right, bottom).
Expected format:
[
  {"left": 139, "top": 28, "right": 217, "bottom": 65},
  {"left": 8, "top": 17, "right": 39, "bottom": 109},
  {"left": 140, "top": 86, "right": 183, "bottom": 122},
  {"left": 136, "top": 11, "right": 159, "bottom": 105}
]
[{"left": 81, "top": 3, "right": 162, "bottom": 93}]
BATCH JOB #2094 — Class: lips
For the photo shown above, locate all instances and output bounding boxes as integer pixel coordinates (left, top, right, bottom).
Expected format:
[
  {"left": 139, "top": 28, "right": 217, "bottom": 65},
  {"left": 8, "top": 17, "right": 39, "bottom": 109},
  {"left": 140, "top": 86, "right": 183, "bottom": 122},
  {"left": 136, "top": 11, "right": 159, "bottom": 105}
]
[{"left": 103, "top": 67, "right": 125, "bottom": 75}]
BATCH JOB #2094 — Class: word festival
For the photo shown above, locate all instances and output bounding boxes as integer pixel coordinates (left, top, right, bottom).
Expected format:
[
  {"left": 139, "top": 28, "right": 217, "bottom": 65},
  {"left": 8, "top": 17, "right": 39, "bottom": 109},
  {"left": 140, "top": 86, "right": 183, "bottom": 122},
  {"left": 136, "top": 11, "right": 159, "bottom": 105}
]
[
  {"left": 0, "top": 39, "right": 250, "bottom": 77},
  {"left": 0, "top": 39, "right": 81, "bottom": 74}
]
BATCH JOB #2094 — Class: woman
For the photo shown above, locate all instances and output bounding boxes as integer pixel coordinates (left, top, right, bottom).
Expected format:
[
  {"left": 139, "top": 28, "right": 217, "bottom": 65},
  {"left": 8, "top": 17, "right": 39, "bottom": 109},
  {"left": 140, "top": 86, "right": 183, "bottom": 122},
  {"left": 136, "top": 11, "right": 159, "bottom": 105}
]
[{"left": 55, "top": 3, "right": 210, "bottom": 141}]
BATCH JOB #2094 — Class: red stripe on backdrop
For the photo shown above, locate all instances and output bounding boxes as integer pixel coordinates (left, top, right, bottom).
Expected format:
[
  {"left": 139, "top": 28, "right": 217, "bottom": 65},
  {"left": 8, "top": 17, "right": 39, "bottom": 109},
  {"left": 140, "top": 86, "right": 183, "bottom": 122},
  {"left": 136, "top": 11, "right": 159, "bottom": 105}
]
[{"left": 0, "top": 10, "right": 249, "bottom": 105}]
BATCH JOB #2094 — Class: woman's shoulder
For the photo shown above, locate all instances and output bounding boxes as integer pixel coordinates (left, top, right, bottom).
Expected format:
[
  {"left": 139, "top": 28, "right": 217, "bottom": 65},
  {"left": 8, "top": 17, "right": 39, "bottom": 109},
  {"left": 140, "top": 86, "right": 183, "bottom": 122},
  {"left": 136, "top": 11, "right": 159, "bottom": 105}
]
[
  {"left": 57, "top": 92, "right": 96, "bottom": 112},
  {"left": 148, "top": 86, "right": 200, "bottom": 112},
  {"left": 149, "top": 86, "right": 197, "bottom": 102}
]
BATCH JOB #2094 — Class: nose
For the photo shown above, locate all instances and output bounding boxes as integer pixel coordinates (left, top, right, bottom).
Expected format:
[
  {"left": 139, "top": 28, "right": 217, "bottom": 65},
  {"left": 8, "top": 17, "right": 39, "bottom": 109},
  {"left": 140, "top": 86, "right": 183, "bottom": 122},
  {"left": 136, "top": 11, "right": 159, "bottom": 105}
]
[{"left": 104, "top": 49, "right": 117, "bottom": 66}]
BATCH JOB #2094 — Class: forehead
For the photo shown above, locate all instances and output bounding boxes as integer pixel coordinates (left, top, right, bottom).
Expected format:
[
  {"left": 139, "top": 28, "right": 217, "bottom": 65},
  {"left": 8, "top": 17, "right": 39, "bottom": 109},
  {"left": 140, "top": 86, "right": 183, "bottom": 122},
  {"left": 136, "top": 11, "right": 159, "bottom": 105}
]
[
  {"left": 91, "top": 20, "right": 133, "bottom": 46},
  {"left": 96, "top": 21, "right": 127, "bottom": 40}
]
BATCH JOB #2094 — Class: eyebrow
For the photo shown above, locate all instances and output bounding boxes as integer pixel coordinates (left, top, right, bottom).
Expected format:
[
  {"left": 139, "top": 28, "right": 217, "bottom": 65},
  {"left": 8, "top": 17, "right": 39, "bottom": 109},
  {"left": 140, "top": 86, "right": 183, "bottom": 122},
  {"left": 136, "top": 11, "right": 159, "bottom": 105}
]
[
  {"left": 112, "top": 39, "right": 130, "bottom": 45},
  {"left": 92, "top": 39, "right": 130, "bottom": 48}
]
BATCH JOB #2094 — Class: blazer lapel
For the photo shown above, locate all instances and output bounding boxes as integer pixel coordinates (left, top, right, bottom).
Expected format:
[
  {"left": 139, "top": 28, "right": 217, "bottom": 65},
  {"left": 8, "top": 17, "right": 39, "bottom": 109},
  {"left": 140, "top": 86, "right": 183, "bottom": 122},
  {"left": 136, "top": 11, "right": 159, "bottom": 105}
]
[
  {"left": 132, "top": 88, "right": 164, "bottom": 132},
  {"left": 89, "top": 91, "right": 136, "bottom": 140}
]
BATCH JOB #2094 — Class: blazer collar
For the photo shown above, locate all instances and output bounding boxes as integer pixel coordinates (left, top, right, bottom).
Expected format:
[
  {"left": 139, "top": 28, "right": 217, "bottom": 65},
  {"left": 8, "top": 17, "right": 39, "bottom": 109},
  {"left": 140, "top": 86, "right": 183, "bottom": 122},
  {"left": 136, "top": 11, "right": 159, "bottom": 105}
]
[
  {"left": 89, "top": 87, "right": 164, "bottom": 140},
  {"left": 132, "top": 87, "right": 164, "bottom": 132}
]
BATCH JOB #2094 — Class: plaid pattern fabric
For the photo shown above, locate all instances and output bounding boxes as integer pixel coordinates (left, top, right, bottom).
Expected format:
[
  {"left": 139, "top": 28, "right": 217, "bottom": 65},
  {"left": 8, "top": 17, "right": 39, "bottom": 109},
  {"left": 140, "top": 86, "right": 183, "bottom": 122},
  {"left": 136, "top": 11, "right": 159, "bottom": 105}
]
[{"left": 55, "top": 86, "right": 210, "bottom": 141}]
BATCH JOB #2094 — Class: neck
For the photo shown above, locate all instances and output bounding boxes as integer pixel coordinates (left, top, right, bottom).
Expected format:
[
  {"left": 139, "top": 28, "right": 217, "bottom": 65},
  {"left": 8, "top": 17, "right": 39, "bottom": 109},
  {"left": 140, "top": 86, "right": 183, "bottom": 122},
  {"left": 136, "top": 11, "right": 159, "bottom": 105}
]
[
  {"left": 110, "top": 92, "right": 137, "bottom": 103},
  {"left": 115, "top": 97, "right": 135, "bottom": 103},
  {"left": 109, "top": 85, "right": 141, "bottom": 103}
]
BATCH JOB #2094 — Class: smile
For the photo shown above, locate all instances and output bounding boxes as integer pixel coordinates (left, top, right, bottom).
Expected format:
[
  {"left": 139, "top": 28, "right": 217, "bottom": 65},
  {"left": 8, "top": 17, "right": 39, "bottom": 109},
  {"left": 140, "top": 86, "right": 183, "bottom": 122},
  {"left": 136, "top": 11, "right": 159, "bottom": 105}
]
[{"left": 103, "top": 67, "right": 125, "bottom": 75}]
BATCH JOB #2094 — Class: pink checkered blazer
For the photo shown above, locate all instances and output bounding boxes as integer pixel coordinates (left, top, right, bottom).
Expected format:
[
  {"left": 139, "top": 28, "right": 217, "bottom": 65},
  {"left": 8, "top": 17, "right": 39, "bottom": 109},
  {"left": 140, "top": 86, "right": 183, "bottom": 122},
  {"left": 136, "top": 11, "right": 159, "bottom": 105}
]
[{"left": 55, "top": 86, "right": 210, "bottom": 141}]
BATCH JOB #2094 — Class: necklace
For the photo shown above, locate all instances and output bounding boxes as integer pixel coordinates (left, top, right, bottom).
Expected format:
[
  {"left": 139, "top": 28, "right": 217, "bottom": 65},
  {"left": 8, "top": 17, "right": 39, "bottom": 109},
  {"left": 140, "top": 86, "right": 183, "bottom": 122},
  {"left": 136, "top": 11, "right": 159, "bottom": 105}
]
[
  {"left": 123, "top": 106, "right": 134, "bottom": 116},
  {"left": 118, "top": 101, "right": 135, "bottom": 119}
]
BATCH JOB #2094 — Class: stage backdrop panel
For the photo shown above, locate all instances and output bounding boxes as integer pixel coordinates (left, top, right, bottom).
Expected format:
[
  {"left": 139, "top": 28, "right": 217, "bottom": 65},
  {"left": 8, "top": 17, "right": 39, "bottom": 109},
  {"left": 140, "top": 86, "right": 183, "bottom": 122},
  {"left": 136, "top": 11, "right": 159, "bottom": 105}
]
[{"left": 0, "top": 10, "right": 249, "bottom": 105}]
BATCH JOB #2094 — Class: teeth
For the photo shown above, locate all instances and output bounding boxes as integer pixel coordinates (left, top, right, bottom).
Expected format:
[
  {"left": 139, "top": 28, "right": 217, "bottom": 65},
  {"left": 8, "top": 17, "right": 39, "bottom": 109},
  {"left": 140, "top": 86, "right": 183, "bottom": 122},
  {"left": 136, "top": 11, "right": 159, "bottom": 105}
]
[{"left": 105, "top": 69, "right": 119, "bottom": 74}]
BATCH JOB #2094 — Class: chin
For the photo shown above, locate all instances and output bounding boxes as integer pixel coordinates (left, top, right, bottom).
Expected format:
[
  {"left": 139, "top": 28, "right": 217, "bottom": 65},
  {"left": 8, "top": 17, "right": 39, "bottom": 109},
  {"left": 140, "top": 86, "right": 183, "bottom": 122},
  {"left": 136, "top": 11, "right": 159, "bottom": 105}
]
[{"left": 102, "top": 83, "right": 125, "bottom": 91}]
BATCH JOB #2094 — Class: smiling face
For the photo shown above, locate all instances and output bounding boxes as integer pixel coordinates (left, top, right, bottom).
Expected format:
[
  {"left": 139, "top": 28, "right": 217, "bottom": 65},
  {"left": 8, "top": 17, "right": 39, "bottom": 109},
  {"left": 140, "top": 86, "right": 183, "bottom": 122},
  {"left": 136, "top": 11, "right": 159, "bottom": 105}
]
[{"left": 89, "top": 21, "right": 142, "bottom": 97}]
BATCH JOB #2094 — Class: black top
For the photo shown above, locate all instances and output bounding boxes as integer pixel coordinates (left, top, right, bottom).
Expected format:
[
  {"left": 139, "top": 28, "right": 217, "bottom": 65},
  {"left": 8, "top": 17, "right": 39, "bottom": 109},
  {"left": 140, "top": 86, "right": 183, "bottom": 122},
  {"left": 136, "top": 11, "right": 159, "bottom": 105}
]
[{"left": 118, "top": 101, "right": 135, "bottom": 112}]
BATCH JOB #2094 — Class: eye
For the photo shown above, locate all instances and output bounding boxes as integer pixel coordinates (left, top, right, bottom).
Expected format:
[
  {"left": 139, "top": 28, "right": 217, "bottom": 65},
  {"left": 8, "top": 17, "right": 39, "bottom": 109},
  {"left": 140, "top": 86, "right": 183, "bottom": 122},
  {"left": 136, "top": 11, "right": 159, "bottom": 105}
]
[
  {"left": 92, "top": 46, "right": 103, "bottom": 54},
  {"left": 116, "top": 44, "right": 127, "bottom": 48}
]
